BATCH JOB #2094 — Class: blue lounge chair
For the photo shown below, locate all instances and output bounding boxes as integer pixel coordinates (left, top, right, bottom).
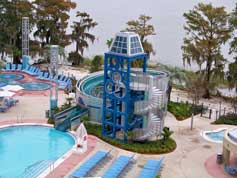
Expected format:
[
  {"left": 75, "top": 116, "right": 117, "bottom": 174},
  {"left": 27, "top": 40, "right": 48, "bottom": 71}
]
[
  {"left": 0, "top": 105, "right": 8, "bottom": 112},
  {"left": 23, "top": 65, "right": 31, "bottom": 72},
  {"left": 102, "top": 155, "right": 134, "bottom": 178},
  {"left": 138, "top": 158, "right": 164, "bottom": 178},
  {"left": 42, "top": 72, "right": 50, "bottom": 80},
  {"left": 34, "top": 68, "right": 40, "bottom": 75},
  {"left": 70, "top": 151, "right": 109, "bottom": 178},
  {"left": 59, "top": 75, "right": 64, "bottom": 81},
  {"left": 36, "top": 72, "right": 44, "bottom": 79},
  {"left": 17, "top": 64, "right": 23, "bottom": 71},
  {"left": 53, "top": 75, "right": 58, "bottom": 81},
  {"left": 11, "top": 64, "right": 16, "bottom": 71},
  {"left": 5, "top": 63, "right": 11, "bottom": 71}
]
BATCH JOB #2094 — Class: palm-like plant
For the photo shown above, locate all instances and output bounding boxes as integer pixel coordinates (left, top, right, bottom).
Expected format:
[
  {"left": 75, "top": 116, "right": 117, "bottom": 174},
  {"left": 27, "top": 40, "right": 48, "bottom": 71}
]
[
  {"left": 70, "top": 11, "right": 97, "bottom": 65},
  {"left": 161, "top": 127, "right": 174, "bottom": 141}
]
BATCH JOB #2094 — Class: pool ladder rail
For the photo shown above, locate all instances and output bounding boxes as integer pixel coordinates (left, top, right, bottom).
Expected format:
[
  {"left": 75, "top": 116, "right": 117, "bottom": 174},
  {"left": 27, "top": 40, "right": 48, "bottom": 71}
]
[
  {"left": 15, "top": 159, "right": 55, "bottom": 178},
  {"left": 17, "top": 114, "right": 24, "bottom": 123}
]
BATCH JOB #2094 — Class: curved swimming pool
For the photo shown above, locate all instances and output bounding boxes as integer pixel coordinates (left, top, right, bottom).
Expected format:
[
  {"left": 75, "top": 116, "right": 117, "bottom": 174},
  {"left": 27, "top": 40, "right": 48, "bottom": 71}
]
[
  {"left": 0, "top": 73, "right": 24, "bottom": 82},
  {"left": 0, "top": 125, "right": 75, "bottom": 178},
  {"left": 22, "top": 82, "right": 52, "bottom": 91}
]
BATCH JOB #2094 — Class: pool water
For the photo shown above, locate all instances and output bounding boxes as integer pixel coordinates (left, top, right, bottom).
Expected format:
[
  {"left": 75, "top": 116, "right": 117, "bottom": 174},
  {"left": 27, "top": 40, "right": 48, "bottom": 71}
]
[
  {"left": 205, "top": 130, "right": 226, "bottom": 142},
  {"left": 21, "top": 82, "right": 52, "bottom": 91},
  {"left": 0, "top": 81, "right": 7, "bottom": 87},
  {"left": 0, "top": 125, "right": 75, "bottom": 178},
  {"left": 0, "top": 73, "right": 24, "bottom": 82}
]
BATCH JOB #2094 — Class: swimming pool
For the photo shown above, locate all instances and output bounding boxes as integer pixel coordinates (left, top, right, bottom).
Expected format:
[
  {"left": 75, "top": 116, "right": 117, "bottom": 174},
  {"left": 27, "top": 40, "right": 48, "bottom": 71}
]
[
  {"left": 0, "top": 125, "right": 75, "bottom": 178},
  {"left": 0, "top": 73, "right": 24, "bottom": 82},
  {"left": 202, "top": 128, "right": 227, "bottom": 143},
  {"left": 21, "top": 82, "right": 52, "bottom": 91}
]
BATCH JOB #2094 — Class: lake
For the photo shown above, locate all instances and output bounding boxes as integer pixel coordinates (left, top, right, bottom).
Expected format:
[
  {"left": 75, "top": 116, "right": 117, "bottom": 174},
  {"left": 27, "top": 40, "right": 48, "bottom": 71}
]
[{"left": 67, "top": 0, "right": 236, "bottom": 69}]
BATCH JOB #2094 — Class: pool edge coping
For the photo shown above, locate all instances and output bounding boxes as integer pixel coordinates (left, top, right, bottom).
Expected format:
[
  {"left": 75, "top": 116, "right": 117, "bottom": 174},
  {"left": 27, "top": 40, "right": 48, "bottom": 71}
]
[{"left": 200, "top": 127, "right": 228, "bottom": 144}]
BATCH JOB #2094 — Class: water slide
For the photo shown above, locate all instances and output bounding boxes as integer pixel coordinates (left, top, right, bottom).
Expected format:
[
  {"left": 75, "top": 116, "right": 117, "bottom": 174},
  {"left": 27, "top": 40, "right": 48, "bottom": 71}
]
[
  {"left": 76, "top": 70, "right": 169, "bottom": 140},
  {"left": 54, "top": 106, "right": 88, "bottom": 131}
]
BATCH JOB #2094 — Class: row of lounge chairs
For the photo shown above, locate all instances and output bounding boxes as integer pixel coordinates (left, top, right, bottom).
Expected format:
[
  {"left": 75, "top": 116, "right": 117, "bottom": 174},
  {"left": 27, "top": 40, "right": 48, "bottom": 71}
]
[
  {"left": 69, "top": 150, "right": 164, "bottom": 178},
  {"left": 3, "top": 63, "right": 72, "bottom": 90},
  {"left": 4, "top": 63, "right": 23, "bottom": 71},
  {"left": 0, "top": 97, "right": 19, "bottom": 112}
]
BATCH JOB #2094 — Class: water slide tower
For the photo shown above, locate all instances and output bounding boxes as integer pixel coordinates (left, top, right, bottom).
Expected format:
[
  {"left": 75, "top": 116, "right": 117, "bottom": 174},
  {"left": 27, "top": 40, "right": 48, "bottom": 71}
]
[{"left": 102, "top": 32, "right": 147, "bottom": 141}]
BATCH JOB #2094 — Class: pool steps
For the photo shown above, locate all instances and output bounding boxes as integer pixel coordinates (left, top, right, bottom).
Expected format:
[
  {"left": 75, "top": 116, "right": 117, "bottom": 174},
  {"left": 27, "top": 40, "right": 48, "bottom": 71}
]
[{"left": 16, "top": 160, "right": 54, "bottom": 178}]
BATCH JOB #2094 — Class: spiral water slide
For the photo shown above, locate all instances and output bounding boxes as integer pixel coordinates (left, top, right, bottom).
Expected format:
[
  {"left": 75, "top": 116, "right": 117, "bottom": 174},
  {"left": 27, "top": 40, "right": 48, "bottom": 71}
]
[{"left": 76, "top": 70, "right": 169, "bottom": 140}]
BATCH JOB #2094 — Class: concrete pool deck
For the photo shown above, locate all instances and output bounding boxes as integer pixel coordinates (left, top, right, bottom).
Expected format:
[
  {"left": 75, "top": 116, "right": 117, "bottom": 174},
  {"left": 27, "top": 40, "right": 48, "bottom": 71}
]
[
  {"left": 0, "top": 68, "right": 237, "bottom": 177},
  {"left": 0, "top": 108, "right": 236, "bottom": 178}
]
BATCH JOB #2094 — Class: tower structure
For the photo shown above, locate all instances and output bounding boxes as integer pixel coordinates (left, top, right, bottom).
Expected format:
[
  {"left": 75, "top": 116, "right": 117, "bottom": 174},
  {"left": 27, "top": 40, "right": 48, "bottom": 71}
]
[
  {"left": 102, "top": 32, "right": 147, "bottom": 141},
  {"left": 22, "top": 17, "right": 29, "bottom": 68},
  {"left": 49, "top": 45, "right": 59, "bottom": 116}
]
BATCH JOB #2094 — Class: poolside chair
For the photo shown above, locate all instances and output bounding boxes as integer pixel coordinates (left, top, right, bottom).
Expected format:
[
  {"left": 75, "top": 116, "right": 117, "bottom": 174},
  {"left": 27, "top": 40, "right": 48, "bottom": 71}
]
[
  {"left": 138, "top": 157, "right": 164, "bottom": 178},
  {"left": 17, "top": 64, "right": 23, "bottom": 71},
  {"left": 33, "top": 68, "right": 40, "bottom": 75},
  {"left": 0, "top": 105, "right": 8, "bottom": 112},
  {"left": 4, "top": 63, "right": 11, "bottom": 71},
  {"left": 59, "top": 75, "right": 64, "bottom": 81},
  {"left": 8, "top": 98, "right": 19, "bottom": 106},
  {"left": 10, "top": 64, "right": 16, "bottom": 71},
  {"left": 42, "top": 72, "right": 49, "bottom": 80},
  {"left": 36, "top": 72, "right": 44, "bottom": 79},
  {"left": 53, "top": 75, "right": 58, "bottom": 81},
  {"left": 70, "top": 151, "right": 110, "bottom": 178},
  {"left": 23, "top": 65, "right": 30, "bottom": 73},
  {"left": 102, "top": 155, "right": 134, "bottom": 178}
]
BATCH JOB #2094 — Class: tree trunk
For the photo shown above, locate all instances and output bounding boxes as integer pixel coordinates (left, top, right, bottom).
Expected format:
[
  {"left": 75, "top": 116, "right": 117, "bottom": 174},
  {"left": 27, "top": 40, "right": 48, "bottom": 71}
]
[
  {"left": 203, "top": 57, "right": 212, "bottom": 98},
  {"left": 167, "top": 82, "right": 172, "bottom": 103},
  {"left": 13, "top": 55, "right": 21, "bottom": 64}
]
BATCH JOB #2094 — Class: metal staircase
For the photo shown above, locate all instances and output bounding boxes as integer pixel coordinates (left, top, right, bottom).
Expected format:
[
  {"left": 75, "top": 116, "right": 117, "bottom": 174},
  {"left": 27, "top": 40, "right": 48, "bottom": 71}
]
[{"left": 134, "top": 85, "right": 165, "bottom": 141}]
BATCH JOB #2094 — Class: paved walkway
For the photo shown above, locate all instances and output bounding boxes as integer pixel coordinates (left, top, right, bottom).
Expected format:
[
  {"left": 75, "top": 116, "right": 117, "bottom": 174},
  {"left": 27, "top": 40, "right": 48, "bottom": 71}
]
[{"left": 46, "top": 135, "right": 97, "bottom": 178}]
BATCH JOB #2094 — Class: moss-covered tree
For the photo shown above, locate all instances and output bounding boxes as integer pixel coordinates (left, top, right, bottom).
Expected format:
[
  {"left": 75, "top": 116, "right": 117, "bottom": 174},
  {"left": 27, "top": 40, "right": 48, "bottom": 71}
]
[{"left": 182, "top": 3, "right": 231, "bottom": 98}]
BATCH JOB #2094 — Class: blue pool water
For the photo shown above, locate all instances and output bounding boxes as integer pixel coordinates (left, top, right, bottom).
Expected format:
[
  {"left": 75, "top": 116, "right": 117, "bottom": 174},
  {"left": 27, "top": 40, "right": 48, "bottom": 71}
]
[
  {"left": 205, "top": 130, "right": 226, "bottom": 142},
  {"left": 0, "top": 81, "right": 7, "bottom": 87},
  {"left": 0, "top": 73, "right": 24, "bottom": 82},
  {"left": 0, "top": 125, "right": 75, "bottom": 178},
  {"left": 22, "top": 82, "right": 52, "bottom": 91}
]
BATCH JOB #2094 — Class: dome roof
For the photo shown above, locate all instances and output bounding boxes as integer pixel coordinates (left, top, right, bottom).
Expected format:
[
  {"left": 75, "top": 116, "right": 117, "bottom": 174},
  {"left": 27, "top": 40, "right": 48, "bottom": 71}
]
[{"left": 109, "top": 32, "right": 144, "bottom": 57}]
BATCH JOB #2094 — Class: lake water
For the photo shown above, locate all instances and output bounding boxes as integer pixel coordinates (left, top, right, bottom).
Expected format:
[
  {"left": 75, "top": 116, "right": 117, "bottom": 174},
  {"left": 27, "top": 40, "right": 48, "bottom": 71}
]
[{"left": 67, "top": 0, "right": 236, "bottom": 69}]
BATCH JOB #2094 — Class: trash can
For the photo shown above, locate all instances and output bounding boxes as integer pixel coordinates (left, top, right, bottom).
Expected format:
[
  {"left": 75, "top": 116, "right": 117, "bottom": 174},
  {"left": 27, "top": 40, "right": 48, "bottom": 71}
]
[{"left": 216, "top": 153, "right": 223, "bottom": 164}]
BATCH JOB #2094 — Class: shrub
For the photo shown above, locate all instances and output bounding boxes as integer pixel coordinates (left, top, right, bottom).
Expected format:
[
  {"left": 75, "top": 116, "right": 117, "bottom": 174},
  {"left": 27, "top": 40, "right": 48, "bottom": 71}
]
[
  {"left": 214, "top": 113, "right": 237, "bottom": 125},
  {"left": 168, "top": 101, "right": 204, "bottom": 120},
  {"left": 84, "top": 122, "right": 176, "bottom": 154},
  {"left": 47, "top": 117, "right": 55, "bottom": 125},
  {"left": 90, "top": 55, "right": 103, "bottom": 73}
]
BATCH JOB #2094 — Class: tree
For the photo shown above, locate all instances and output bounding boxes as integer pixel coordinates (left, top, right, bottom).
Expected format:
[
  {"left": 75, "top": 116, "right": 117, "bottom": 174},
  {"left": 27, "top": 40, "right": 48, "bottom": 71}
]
[
  {"left": 182, "top": 3, "right": 231, "bottom": 98},
  {"left": 69, "top": 11, "right": 97, "bottom": 66},
  {"left": 228, "top": 3, "right": 237, "bottom": 113},
  {"left": 90, "top": 55, "right": 103, "bottom": 73},
  {"left": 33, "top": 0, "right": 76, "bottom": 51},
  {"left": 186, "top": 75, "right": 206, "bottom": 105},
  {"left": 106, "top": 38, "right": 113, "bottom": 49},
  {"left": 126, "top": 15, "right": 156, "bottom": 58},
  {"left": 161, "top": 127, "right": 173, "bottom": 141},
  {"left": 0, "top": 0, "right": 34, "bottom": 63},
  {"left": 229, "top": 3, "right": 237, "bottom": 59}
]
